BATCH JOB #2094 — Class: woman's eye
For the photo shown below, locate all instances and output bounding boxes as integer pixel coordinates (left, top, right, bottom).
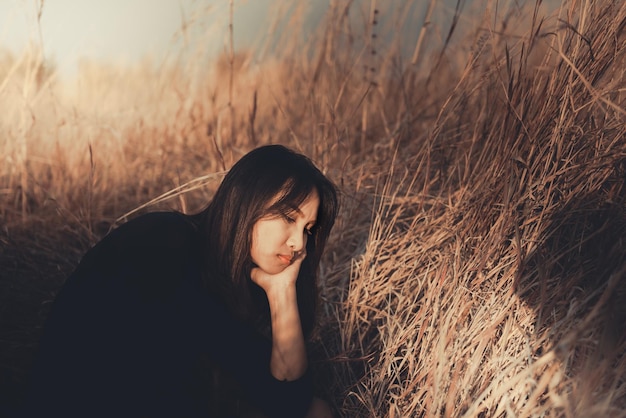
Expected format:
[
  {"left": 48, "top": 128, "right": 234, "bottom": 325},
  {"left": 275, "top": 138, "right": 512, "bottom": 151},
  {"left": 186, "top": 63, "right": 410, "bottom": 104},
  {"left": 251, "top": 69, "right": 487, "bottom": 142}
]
[{"left": 281, "top": 213, "right": 296, "bottom": 223}]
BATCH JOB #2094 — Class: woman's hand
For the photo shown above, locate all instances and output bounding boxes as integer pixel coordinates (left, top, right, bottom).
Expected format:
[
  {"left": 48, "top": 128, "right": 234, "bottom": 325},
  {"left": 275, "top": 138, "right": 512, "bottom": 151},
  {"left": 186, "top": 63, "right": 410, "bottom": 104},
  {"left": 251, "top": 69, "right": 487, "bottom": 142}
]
[
  {"left": 250, "top": 250, "right": 306, "bottom": 297},
  {"left": 250, "top": 251, "right": 308, "bottom": 381}
]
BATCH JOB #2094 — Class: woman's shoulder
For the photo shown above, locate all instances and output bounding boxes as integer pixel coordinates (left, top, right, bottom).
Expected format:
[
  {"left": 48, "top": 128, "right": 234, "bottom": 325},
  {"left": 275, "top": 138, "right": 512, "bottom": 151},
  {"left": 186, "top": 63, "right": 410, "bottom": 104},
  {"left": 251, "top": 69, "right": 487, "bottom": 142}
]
[
  {"left": 79, "top": 211, "right": 201, "bottom": 271},
  {"left": 111, "top": 211, "right": 198, "bottom": 242},
  {"left": 64, "top": 211, "right": 205, "bottom": 302}
]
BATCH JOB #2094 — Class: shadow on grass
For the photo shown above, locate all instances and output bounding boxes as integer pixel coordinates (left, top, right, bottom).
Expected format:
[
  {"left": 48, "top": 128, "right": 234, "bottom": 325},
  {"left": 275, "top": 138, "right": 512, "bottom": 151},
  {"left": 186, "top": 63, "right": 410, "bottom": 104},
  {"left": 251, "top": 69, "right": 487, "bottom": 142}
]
[{"left": 514, "top": 172, "right": 626, "bottom": 410}]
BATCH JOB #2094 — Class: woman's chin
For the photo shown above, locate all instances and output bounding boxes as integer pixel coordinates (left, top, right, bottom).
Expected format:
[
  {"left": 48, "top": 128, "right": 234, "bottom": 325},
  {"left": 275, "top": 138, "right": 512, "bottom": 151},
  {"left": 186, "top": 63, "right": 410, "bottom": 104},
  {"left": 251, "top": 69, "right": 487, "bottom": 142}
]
[{"left": 254, "top": 263, "right": 287, "bottom": 276}]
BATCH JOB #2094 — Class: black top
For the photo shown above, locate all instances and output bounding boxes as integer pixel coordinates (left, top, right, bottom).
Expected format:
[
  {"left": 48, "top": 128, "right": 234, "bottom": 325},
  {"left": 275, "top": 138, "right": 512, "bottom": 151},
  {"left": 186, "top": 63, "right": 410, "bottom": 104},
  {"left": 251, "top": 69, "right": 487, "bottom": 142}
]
[{"left": 22, "top": 212, "right": 312, "bottom": 418}]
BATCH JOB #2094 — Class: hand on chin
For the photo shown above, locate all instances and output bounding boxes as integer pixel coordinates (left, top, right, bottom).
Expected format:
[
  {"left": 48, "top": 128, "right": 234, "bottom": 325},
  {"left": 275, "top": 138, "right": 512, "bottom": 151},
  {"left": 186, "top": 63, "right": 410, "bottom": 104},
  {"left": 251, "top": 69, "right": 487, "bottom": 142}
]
[{"left": 250, "top": 250, "right": 306, "bottom": 294}]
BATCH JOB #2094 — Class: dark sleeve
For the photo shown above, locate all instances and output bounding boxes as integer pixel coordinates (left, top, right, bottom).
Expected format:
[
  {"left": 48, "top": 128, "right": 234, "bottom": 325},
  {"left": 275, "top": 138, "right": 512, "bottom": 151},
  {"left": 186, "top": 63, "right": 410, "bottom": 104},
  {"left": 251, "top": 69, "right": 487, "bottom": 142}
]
[
  {"left": 22, "top": 213, "right": 207, "bottom": 418},
  {"left": 22, "top": 268, "right": 142, "bottom": 417},
  {"left": 179, "top": 277, "right": 314, "bottom": 418}
]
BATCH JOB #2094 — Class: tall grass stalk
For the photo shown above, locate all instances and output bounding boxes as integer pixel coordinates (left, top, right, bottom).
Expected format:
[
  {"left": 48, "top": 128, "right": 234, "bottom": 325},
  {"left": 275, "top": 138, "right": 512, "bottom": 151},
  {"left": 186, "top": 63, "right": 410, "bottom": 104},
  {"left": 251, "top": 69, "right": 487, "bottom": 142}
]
[{"left": 1, "top": 0, "right": 625, "bottom": 416}]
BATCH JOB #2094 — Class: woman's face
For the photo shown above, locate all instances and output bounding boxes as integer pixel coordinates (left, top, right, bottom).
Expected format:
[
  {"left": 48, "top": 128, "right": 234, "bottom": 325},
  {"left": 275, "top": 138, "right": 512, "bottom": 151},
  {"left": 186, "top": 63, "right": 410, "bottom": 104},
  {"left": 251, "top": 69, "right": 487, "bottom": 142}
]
[{"left": 250, "top": 188, "right": 319, "bottom": 275}]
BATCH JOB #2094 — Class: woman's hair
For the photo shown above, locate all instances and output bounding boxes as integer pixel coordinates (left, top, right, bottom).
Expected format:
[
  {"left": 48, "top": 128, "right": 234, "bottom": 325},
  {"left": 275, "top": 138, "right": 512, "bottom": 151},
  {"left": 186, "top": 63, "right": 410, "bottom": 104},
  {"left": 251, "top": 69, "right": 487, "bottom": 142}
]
[{"left": 196, "top": 144, "right": 339, "bottom": 337}]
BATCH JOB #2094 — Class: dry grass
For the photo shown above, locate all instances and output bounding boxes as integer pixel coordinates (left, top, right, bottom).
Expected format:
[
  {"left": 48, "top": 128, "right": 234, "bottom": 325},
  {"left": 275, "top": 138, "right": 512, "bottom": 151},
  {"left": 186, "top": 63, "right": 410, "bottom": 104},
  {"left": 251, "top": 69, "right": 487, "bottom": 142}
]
[{"left": 1, "top": 0, "right": 625, "bottom": 416}]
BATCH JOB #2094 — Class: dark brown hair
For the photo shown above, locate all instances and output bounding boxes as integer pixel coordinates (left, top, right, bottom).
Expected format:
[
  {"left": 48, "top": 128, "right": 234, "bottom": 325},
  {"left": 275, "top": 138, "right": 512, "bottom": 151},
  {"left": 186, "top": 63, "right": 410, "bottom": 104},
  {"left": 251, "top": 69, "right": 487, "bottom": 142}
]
[{"left": 195, "top": 145, "right": 338, "bottom": 337}]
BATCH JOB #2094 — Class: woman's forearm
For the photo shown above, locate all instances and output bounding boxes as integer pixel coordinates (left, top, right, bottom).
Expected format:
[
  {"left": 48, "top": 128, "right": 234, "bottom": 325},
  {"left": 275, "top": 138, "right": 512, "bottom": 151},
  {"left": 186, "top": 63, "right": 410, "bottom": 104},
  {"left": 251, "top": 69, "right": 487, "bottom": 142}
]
[{"left": 266, "top": 284, "right": 308, "bottom": 381}]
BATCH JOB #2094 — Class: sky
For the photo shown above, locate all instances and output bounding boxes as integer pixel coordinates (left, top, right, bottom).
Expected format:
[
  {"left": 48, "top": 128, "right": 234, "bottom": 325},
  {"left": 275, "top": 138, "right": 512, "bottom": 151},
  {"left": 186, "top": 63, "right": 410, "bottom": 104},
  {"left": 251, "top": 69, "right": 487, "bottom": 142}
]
[
  {"left": 0, "top": 0, "right": 561, "bottom": 79},
  {"left": 2, "top": 0, "right": 181, "bottom": 71},
  {"left": 0, "top": 0, "right": 301, "bottom": 77}
]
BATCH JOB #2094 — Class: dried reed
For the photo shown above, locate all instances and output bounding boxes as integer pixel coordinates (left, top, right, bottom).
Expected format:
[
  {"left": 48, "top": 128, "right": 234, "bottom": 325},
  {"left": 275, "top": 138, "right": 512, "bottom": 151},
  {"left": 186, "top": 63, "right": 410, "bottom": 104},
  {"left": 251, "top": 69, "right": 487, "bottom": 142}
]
[{"left": 1, "top": 0, "right": 624, "bottom": 416}]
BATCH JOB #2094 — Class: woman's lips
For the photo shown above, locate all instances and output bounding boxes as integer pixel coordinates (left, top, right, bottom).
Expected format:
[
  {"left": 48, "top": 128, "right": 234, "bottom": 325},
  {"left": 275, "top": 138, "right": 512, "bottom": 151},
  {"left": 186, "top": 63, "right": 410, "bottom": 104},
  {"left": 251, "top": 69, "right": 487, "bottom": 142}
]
[{"left": 278, "top": 254, "right": 292, "bottom": 265}]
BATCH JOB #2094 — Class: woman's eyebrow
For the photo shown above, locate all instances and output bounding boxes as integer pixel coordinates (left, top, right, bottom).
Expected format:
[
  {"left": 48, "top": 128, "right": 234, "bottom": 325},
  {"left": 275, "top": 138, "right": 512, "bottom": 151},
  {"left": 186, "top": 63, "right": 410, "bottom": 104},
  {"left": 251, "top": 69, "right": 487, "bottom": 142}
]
[
  {"left": 290, "top": 207, "right": 317, "bottom": 224},
  {"left": 286, "top": 204, "right": 303, "bottom": 216}
]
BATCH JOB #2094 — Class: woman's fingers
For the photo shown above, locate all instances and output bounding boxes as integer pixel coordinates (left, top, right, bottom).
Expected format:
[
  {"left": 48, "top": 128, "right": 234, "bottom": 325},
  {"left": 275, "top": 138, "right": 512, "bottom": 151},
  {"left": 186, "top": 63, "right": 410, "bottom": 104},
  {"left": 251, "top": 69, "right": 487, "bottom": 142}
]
[
  {"left": 250, "top": 267, "right": 266, "bottom": 287},
  {"left": 250, "top": 250, "right": 306, "bottom": 293}
]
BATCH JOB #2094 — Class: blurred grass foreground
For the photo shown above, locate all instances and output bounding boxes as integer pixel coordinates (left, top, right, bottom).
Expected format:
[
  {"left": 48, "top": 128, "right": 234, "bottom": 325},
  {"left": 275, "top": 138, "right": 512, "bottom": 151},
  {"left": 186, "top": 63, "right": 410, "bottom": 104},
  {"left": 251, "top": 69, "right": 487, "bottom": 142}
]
[{"left": 1, "top": 0, "right": 625, "bottom": 416}]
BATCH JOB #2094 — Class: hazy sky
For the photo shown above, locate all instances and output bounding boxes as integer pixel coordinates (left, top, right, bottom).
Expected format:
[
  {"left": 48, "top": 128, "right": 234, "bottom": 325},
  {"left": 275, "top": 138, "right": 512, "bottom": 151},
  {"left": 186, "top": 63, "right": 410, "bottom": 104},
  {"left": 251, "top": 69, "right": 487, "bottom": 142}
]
[
  {"left": 0, "top": 0, "right": 296, "bottom": 77},
  {"left": 1, "top": 0, "right": 561, "bottom": 79}
]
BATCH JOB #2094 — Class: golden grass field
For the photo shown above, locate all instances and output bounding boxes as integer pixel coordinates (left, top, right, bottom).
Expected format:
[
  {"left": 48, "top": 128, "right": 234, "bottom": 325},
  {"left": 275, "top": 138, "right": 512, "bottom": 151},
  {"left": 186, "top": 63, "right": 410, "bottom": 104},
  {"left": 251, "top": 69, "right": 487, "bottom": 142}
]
[{"left": 1, "top": 0, "right": 625, "bottom": 416}]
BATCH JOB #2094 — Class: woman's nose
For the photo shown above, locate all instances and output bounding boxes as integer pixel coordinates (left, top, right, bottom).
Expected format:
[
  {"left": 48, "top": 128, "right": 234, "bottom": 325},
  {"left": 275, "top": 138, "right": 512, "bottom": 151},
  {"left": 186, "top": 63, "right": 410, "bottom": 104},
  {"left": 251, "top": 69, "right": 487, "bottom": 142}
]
[{"left": 287, "top": 229, "right": 307, "bottom": 252}]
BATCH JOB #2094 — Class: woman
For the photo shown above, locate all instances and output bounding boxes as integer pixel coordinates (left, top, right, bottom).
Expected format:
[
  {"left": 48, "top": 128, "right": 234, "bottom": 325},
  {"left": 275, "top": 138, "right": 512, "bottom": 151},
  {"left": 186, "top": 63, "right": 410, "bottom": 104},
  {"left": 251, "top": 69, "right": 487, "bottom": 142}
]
[{"left": 23, "top": 145, "right": 338, "bottom": 417}]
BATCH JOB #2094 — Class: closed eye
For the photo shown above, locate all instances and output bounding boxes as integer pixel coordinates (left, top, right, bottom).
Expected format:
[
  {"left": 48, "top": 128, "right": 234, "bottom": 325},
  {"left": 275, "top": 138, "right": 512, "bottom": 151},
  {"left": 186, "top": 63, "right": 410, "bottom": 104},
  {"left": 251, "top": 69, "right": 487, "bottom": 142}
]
[
  {"left": 280, "top": 212, "right": 316, "bottom": 235},
  {"left": 281, "top": 213, "right": 296, "bottom": 224}
]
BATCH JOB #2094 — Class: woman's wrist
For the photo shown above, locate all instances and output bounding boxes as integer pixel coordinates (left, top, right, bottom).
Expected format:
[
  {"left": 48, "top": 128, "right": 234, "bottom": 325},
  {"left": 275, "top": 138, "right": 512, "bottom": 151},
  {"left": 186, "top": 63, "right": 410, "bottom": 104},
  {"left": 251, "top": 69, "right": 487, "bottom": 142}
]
[
  {"left": 265, "top": 281, "right": 297, "bottom": 307},
  {"left": 265, "top": 283, "right": 307, "bottom": 380}
]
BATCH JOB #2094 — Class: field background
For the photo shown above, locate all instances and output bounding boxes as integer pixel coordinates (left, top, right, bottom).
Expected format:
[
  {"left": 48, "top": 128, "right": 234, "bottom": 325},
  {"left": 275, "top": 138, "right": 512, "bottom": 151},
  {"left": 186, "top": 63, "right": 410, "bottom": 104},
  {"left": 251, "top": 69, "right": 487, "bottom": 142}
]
[{"left": 1, "top": 0, "right": 625, "bottom": 416}]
